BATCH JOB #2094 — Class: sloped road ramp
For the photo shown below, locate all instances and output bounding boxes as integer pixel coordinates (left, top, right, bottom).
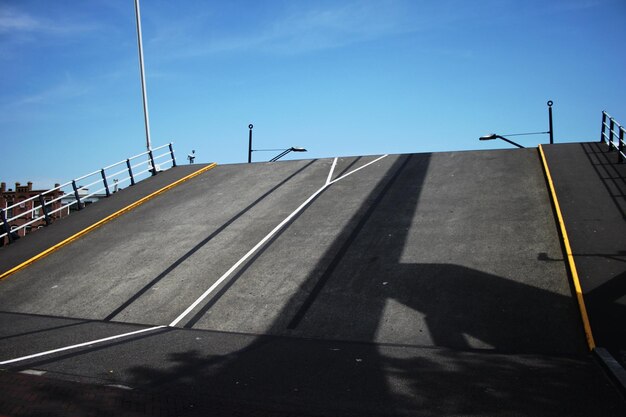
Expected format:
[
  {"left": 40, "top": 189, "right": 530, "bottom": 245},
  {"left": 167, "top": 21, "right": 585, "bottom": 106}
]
[{"left": 0, "top": 149, "right": 624, "bottom": 416}]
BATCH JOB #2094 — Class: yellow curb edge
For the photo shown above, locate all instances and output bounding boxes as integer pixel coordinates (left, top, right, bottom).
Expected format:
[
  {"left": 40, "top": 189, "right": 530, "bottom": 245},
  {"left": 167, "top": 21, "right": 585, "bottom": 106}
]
[
  {"left": 538, "top": 145, "right": 595, "bottom": 350},
  {"left": 0, "top": 163, "right": 217, "bottom": 281}
]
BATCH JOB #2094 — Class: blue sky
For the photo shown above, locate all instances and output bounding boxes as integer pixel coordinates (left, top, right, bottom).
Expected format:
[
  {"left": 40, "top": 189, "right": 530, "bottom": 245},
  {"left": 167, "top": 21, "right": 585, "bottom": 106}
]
[{"left": 1, "top": 0, "right": 625, "bottom": 189}]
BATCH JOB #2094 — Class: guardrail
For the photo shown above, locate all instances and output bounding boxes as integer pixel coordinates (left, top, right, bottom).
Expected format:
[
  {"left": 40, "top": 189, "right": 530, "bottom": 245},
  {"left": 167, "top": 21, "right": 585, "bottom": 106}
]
[
  {"left": 1, "top": 143, "right": 177, "bottom": 245},
  {"left": 600, "top": 111, "right": 625, "bottom": 163}
]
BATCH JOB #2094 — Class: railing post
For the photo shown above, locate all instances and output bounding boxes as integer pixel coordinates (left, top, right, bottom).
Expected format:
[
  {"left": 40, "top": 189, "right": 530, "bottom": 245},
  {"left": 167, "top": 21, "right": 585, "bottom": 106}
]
[
  {"left": 72, "top": 180, "right": 83, "bottom": 211},
  {"left": 609, "top": 118, "right": 616, "bottom": 151},
  {"left": 169, "top": 143, "right": 177, "bottom": 167},
  {"left": 126, "top": 159, "right": 136, "bottom": 186},
  {"left": 148, "top": 149, "right": 157, "bottom": 176},
  {"left": 1, "top": 208, "right": 13, "bottom": 244},
  {"left": 101, "top": 169, "right": 111, "bottom": 197},
  {"left": 619, "top": 126, "right": 624, "bottom": 163},
  {"left": 38, "top": 194, "right": 50, "bottom": 226},
  {"left": 600, "top": 111, "right": 607, "bottom": 143}
]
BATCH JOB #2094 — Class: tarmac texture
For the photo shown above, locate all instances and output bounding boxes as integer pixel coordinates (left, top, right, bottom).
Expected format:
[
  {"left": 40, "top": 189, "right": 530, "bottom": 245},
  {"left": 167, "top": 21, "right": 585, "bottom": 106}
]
[
  {"left": 0, "top": 148, "right": 624, "bottom": 416},
  {"left": 0, "top": 163, "right": 214, "bottom": 277},
  {"left": 542, "top": 142, "right": 626, "bottom": 355}
]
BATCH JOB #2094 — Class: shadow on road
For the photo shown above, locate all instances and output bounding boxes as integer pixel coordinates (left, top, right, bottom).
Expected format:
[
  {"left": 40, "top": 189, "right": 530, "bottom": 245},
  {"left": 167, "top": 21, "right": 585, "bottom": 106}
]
[{"left": 121, "top": 154, "right": 618, "bottom": 416}]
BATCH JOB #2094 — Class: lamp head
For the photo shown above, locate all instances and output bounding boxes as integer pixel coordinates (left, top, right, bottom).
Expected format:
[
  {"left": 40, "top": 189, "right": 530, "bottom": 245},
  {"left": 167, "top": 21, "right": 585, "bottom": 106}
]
[
  {"left": 479, "top": 134, "right": 498, "bottom": 141},
  {"left": 291, "top": 147, "right": 307, "bottom": 152}
]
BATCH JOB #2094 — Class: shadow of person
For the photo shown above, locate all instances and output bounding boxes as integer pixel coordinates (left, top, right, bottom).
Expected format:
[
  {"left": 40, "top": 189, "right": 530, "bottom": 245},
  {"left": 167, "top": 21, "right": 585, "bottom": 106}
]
[{"left": 291, "top": 262, "right": 588, "bottom": 355}]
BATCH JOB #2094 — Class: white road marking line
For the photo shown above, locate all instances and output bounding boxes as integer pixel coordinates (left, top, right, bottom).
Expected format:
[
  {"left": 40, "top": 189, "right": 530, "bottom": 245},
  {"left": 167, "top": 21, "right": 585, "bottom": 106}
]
[
  {"left": 0, "top": 325, "right": 166, "bottom": 366},
  {"left": 19, "top": 369, "right": 47, "bottom": 376},
  {"left": 329, "top": 154, "right": 388, "bottom": 184},
  {"left": 170, "top": 154, "right": 388, "bottom": 327},
  {"left": 169, "top": 183, "right": 329, "bottom": 327},
  {"left": 326, "top": 157, "right": 338, "bottom": 185}
]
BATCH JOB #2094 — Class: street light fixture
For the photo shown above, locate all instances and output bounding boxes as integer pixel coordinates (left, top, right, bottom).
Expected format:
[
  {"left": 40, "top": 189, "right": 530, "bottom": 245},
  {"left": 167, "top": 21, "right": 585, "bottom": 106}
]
[
  {"left": 268, "top": 147, "right": 308, "bottom": 162},
  {"left": 250, "top": 146, "right": 308, "bottom": 162},
  {"left": 247, "top": 124, "right": 308, "bottom": 162},
  {"left": 479, "top": 133, "right": 525, "bottom": 148},
  {"left": 479, "top": 100, "right": 554, "bottom": 148}
]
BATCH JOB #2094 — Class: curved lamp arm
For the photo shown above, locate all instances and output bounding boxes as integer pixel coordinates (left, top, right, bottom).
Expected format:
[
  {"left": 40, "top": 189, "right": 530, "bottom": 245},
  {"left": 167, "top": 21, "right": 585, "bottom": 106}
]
[
  {"left": 479, "top": 134, "right": 525, "bottom": 149},
  {"left": 269, "top": 147, "right": 307, "bottom": 162}
]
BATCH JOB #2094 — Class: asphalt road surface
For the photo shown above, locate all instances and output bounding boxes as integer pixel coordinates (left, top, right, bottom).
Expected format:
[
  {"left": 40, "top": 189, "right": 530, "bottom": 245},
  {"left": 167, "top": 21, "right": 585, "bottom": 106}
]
[{"left": 0, "top": 148, "right": 624, "bottom": 416}]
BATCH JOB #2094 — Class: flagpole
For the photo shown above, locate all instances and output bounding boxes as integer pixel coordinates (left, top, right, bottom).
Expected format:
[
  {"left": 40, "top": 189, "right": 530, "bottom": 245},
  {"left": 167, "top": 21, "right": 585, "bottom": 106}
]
[{"left": 134, "top": 0, "right": 152, "bottom": 152}]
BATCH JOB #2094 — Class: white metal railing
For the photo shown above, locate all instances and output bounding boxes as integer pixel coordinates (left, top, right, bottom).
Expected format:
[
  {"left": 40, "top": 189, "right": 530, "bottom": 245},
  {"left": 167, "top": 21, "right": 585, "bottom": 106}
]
[
  {"left": 1, "top": 143, "right": 176, "bottom": 245},
  {"left": 600, "top": 111, "right": 625, "bottom": 163}
]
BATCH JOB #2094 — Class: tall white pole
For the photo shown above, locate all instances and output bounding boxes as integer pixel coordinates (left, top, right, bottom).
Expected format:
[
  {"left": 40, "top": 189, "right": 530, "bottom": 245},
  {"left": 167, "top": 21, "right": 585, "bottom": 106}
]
[{"left": 134, "top": 0, "right": 152, "bottom": 152}]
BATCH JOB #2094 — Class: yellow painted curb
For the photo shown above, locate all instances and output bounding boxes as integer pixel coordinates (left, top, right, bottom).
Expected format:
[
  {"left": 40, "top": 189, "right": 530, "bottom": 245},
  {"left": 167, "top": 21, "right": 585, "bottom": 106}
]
[
  {"left": 0, "top": 163, "right": 217, "bottom": 281},
  {"left": 538, "top": 145, "right": 596, "bottom": 350}
]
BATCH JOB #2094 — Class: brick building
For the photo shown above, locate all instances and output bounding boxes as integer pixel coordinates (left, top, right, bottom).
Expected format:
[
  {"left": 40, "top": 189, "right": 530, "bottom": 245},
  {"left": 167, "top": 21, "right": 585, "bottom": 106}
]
[{"left": 1, "top": 181, "right": 68, "bottom": 245}]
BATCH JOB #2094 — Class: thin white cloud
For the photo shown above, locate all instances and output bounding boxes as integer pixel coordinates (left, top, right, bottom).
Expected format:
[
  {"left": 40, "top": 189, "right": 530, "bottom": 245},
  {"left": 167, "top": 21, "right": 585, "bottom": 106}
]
[
  {"left": 149, "top": 0, "right": 422, "bottom": 59},
  {"left": 0, "top": 7, "right": 99, "bottom": 36},
  {"left": 4, "top": 73, "right": 90, "bottom": 110},
  {"left": 551, "top": 0, "right": 604, "bottom": 11},
  {"left": 262, "top": 2, "right": 416, "bottom": 52},
  {"left": 0, "top": 8, "right": 40, "bottom": 32},
  {"left": 0, "top": 5, "right": 103, "bottom": 63}
]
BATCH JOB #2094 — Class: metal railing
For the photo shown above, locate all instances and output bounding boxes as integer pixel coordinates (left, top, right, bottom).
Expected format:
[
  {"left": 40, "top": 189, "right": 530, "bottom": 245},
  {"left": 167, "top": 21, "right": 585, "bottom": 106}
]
[
  {"left": 600, "top": 111, "right": 625, "bottom": 163},
  {"left": 1, "top": 143, "right": 177, "bottom": 245}
]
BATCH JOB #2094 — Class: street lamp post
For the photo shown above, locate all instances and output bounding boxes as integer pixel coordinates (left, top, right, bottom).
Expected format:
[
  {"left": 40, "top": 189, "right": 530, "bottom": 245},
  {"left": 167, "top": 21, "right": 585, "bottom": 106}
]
[
  {"left": 248, "top": 124, "right": 253, "bottom": 163},
  {"left": 547, "top": 100, "right": 554, "bottom": 144},
  {"left": 479, "top": 100, "right": 554, "bottom": 148},
  {"left": 247, "top": 124, "right": 307, "bottom": 162}
]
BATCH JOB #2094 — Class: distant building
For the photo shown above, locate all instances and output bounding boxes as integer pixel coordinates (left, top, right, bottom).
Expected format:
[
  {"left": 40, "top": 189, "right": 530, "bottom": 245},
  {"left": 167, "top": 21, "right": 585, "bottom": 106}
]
[
  {"left": 60, "top": 188, "right": 106, "bottom": 211},
  {"left": 1, "top": 181, "right": 68, "bottom": 244}
]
